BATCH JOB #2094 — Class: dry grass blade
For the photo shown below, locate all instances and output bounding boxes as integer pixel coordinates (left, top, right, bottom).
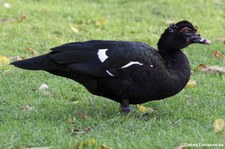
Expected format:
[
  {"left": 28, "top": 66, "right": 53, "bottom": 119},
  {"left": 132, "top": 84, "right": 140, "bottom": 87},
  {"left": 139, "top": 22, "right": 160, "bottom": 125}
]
[
  {"left": 22, "top": 146, "right": 51, "bottom": 149},
  {"left": 70, "top": 25, "right": 79, "bottom": 33},
  {"left": 100, "top": 144, "right": 113, "bottom": 149}
]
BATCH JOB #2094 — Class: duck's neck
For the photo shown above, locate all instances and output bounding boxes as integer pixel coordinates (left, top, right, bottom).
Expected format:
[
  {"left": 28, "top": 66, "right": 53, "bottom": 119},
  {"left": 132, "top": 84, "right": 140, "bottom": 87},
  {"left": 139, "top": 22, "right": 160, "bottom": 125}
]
[
  {"left": 163, "top": 50, "right": 190, "bottom": 74},
  {"left": 161, "top": 50, "right": 191, "bottom": 96}
]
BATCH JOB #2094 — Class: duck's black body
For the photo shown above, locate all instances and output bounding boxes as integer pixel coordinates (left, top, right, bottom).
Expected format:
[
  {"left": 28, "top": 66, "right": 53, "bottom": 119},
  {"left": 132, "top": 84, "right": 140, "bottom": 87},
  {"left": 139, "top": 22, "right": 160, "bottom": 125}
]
[{"left": 11, "top": 20, "right": 210, "bottom": 112}]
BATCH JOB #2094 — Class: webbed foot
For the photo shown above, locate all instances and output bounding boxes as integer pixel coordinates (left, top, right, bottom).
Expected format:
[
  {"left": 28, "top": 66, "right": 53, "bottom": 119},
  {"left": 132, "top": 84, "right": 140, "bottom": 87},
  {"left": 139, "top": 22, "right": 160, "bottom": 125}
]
[{"left": 120, "top": 99, "right": 131, "bottom": 113}]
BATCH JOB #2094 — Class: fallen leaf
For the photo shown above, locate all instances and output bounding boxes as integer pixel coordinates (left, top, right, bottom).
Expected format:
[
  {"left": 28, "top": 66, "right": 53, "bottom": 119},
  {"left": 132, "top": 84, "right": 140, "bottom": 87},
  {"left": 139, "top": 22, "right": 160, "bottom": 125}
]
[
  {"left": 212, "top": 50, "right": 224, "bottom": 58},
  {"left": 0, "top": 18, "right": 15, "bottom": 23},
  {"left": 185, "top": 80, "right": 196, "bottom": 88},
  {"left": 25, "top": 48, "right": 39, "bottom": 55},
  {"left": 194, "top": 64, "right": 205, "bottom": 72},
  {"left": 3, "top": 2, "right": 12, "bottom": 9},
  {"left": 17, "top": 16, "right": 26, "bottom": 23},
  {"left": 74, "top": 138, "right": 96, "bottom": 149},
  {"left": 137, "top": 105, "right": 153, "bottom": 113},
  {"left": 0, "top": 56, "right": 10, "bottom": 65},
  {"left": 202, "top": 66, "right": 225, "bottom": 74},
  {"left": 213, "top": 118, "right": 224, "bottom": 133},
  {"left": 38, "top": 84, "right": 48, "bottom": 90},
  {"left": 71, "top": 127, "right": 92, "bottom": 135},
  {"left": 96, "top": 18, "right": 107, "bottom": 26},
  {"left": 99, "top": 144, "right": 113, "bottom": 149},
  {"left": 195, "top": 64, "right": 225, "bottom": 74},
  {"left": 21, "top": 105, "right": 33, "bottom": 111},
  {"left": 70, "top": 25, "right": 79, "bottom": 33}
]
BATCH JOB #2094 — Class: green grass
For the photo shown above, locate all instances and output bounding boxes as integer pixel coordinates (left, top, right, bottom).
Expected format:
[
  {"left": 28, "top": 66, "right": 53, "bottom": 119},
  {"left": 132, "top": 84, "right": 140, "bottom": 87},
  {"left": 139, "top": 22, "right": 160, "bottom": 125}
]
[{"left": 1, "top": 0, "right": 225, "bottom": 148}]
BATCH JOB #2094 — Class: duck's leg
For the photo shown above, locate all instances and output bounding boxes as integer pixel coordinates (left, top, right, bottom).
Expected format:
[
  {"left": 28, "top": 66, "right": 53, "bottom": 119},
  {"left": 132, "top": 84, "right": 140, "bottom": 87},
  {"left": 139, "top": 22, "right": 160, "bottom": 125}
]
[{"left": 120, "top": 99, "right": 131, "bottom": 113}]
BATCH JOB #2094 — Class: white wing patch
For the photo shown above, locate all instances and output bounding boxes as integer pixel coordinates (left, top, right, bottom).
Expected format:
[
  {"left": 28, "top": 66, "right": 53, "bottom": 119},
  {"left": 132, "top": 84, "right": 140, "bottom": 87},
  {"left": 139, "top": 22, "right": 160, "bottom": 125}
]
[
  {"left": 97, "top": 49, "right": 108, "bottom": 63},
  {"left": 106, "top": 70, "right": 114, "bottom": 77},
  {"left": 121, "top": 61, "right": 143, "bottom": 69}
]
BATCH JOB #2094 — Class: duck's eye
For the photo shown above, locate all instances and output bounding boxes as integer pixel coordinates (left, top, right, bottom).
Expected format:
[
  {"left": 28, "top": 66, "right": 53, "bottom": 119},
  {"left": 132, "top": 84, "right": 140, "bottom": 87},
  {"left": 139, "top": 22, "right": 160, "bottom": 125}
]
[{"left": 180, "top": 27, "right": 192, "bottom": 33}]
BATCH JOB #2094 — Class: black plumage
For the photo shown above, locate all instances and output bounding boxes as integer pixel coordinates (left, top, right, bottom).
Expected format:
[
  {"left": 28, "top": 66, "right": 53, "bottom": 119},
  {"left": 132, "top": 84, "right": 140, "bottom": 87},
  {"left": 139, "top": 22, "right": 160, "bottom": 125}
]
[{"left": 11, "top": 20, "right": 211, "bottom": 112}]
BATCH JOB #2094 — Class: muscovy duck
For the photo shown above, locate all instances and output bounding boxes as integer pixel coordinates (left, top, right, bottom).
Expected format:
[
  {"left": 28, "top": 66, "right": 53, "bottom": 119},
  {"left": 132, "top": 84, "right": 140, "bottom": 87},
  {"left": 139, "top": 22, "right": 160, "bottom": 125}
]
[{"left": 11, "top": 20, "right": 211, "bottom": 112}]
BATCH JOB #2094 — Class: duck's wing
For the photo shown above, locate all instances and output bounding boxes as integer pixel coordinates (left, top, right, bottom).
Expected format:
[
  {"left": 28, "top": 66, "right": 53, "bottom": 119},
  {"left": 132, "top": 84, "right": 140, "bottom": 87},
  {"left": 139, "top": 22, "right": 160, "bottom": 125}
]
[{"left": 50, "top": 40, "right": 158, "bottom": 77}]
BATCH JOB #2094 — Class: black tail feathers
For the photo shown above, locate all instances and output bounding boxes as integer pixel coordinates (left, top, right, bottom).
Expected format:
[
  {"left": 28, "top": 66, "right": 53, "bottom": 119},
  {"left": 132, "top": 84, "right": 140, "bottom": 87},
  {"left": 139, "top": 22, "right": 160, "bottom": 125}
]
[{"left": 10, "top": 54, "right": 56, "bottom": 71}]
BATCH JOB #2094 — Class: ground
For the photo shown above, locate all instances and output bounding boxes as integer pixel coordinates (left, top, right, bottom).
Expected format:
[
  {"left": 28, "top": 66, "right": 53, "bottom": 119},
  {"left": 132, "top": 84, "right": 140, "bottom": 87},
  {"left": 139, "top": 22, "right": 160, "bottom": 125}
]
[{"left": 0, "top": 0, "right": 225, "bottom": 148}]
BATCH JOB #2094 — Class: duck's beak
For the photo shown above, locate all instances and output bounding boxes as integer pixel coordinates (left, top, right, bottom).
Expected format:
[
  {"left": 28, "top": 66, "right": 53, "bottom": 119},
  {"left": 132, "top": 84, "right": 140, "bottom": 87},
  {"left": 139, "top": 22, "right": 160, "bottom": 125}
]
[{"left": 189, "top": 33, "right": 211, "bottom": 45}]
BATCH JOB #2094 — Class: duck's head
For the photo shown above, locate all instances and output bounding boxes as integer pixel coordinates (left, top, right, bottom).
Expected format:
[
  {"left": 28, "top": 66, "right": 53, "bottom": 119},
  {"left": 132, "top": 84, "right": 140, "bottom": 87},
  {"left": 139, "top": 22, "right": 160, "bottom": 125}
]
[{"left": 157, "top": 20, "right": 211, "bottom": 54}]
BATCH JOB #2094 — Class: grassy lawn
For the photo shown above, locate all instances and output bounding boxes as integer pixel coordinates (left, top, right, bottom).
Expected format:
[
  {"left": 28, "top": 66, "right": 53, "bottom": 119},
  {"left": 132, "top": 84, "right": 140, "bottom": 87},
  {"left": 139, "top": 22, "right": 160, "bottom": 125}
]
[{"left": 1, "top": 0, "right": 225, "bottom": 148}]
